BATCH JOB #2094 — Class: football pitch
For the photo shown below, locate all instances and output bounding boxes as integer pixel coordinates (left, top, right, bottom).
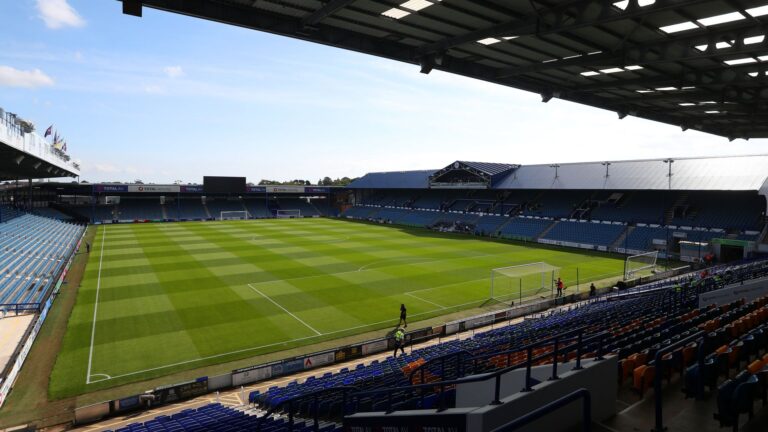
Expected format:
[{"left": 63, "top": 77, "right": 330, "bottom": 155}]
[{"left": 50, "top": 218, "right": 625, "bottom": 397}]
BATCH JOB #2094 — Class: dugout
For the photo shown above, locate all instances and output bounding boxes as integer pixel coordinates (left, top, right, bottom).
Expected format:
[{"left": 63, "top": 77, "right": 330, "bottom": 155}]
[{"left": 711, "top": 238, "right": 757, "bottom": 263}]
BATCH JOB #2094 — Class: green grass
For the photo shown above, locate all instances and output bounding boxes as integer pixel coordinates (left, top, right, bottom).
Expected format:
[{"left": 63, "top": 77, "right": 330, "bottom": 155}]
[{"left": 49, "top": 218, "right": 625, "bottom": 397}]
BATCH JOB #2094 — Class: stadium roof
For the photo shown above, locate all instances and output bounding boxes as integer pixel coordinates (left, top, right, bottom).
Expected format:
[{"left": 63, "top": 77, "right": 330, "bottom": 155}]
[
  {"left": 458, "top": 161, "right": 518, "bottom": 177},
  {"left": 0, "top": 110, "right": 80, "bottom": 181},
  {"left": 349, "top": 169, "right": 437, "bottom": 189},
  {"left": 122, "top": 0, "right": 768, "bottom": 140},
  {"left": 348, "top": 154, "right": 768, "bottom": 191}
]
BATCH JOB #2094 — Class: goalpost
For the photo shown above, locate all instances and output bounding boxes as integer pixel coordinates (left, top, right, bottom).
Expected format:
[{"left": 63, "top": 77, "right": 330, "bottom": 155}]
[
  {"left": 220, "top": 211, "right": 249, "bottom": 221},
  {"left": 624, "top": 250, "right": 659, "bottom": 280},
  {"left": 490, "top": 262, "right": 560, "bottom": 304},
  {"left": 276, "top": 209, "right": 302, "bottom": 219}
]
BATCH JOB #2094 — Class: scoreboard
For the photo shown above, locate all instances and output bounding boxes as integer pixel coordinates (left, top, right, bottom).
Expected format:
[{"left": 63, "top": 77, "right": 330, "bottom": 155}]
[{"left": 203, "top": 176, "right": 246, "bottom": 194}]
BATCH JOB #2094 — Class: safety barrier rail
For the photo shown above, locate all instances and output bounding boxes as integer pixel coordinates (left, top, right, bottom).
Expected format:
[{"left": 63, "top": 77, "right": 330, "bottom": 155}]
[
  {"left": 490, "top": 388, "right": 592, "bottom": 432},
  {"left": 352, "top": 328, "right": 608, "bottom": 414}
]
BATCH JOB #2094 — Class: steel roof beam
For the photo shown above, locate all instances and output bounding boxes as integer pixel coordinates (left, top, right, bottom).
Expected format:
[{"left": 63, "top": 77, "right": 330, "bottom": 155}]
[
  {"left": 495, "top": 22, "right": 768, "bottom": 78},
  {"left": 301, "top": 0, "right": 358, "bottom": 28},
  {"left": 574, "top": 63, "right": 768, "bottom": 91},
  {"left": 417, "top": 0, "right": 711, "bottom": 56}
]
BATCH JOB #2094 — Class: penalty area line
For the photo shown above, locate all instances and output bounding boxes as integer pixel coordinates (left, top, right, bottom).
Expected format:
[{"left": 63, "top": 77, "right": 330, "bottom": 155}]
[
  {"left": 247, "top": 283, "right": 322, "bottom": 336},
  {"left": 89, "top": 289, "right": 499, "bottom": 383},
  {"left": 405, "top": 292, "right": 446, "bottom": 309},
  {"left": 90, "top": 304, "right": 456, "bottom": 383}
]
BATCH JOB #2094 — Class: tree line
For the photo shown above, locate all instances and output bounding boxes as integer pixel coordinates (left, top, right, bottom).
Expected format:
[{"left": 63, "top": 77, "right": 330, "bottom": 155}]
[{"left": 257, "top": 177, "right": 356, "bottom": 186}]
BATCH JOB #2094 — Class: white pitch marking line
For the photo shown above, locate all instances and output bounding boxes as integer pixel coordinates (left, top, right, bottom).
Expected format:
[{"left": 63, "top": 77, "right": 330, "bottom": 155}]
[
  {"left": 89, "top": 271, "right": 508, "bottom": 381},
  {"left": 405, "top": 292, "right": 446, "bottom": 309},
  {"left": 247, "top": 283, "right": 322, "bottom": 336},
  {"left": 86, "top": 226, "right": 107, "bottom": 385},
  {"left": 88, "top": 373, "right": 112, "bottom": 383},
  {"left": 91, "top": 298, "right": 492, "bottom": 382}
]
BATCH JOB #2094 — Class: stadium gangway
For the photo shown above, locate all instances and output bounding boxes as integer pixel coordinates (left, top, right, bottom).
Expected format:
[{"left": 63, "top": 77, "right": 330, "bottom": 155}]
[
  {"left": 651, "top": 330, "right": 706, "bottom": 432},
  {"left": 254, "top": 386, "right": 357, "bottom": 432},
  {"left": 407, "top": 326, "right": 599, "bottom": 384},
  {"left": 355, "top": 328, "right": 609, "bottom": 414},
  {"left": 490, "top": 388, "right": 592, "bottom": 432}
]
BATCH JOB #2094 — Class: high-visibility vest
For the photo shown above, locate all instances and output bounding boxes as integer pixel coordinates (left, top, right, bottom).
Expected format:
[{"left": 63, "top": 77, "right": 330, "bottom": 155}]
[{"left": 395, "top": 330, "right": 404, "bottom": 342}]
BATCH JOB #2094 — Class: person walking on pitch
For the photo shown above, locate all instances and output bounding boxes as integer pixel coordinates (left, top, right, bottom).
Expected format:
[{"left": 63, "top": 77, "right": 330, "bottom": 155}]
[{"left": 399, "top": 303, "right": 407, "bottom": 328}]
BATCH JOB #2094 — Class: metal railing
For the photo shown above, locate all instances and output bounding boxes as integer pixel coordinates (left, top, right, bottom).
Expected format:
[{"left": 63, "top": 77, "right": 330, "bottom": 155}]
[
  {"left": 352, "top": 328, "right": 608, "bottom": 414},
  {"left": 0, "top": 302, "right": 42, "bottom": 313},
  {"left": 490, "top": 388, "right": 592, "bottom": 432},
  {"left": 407, "top": 326, "right": 603, "bottom": 386},
  {"left": 651, "top": 330, "right": 705, "bottom": 432},
  {"left": 254, "top": 386, "right": 357, "bottom": 432}
]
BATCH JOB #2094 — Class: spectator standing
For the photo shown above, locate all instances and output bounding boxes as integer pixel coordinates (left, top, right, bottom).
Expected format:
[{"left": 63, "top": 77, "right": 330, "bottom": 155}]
[{"left": 393, "top": 328, "right": 406, "bottom": 358}]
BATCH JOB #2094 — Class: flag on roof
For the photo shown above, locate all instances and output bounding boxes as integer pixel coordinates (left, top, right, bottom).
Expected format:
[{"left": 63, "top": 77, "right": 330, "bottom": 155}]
[{"left": 44, "top": 125, "right": 52, "bottom": 138}]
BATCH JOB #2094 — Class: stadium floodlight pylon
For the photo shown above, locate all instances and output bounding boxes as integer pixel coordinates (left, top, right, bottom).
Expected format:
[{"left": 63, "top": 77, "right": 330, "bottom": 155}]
[
  {"left": 624, "top": 250, "right": 659, "bottom": 280},
  {"left": 490, "top": 262, "right": 559, "bottom": 304},
  {"left": 220, "top": 211, "right": 249, "bottom": 221},
  {"left": 276, "top": 209, "right": 301, "bottom": 219}
]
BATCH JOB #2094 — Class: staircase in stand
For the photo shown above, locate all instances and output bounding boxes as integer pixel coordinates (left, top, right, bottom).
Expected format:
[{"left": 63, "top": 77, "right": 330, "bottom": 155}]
[
  {"left": 611, "top": 225, "right": 634, "bottom": 250},
  {"left": 535, "top": 219, "right": 559, "bottom": 240},
  {"left": 664, "top": 192, "right": 689, "bottom": 225}
]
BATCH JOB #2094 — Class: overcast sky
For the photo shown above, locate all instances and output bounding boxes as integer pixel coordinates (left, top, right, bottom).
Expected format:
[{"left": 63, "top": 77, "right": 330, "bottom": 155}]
[{"left": 1, "top": 0, "right": 766, "bottom": 184}]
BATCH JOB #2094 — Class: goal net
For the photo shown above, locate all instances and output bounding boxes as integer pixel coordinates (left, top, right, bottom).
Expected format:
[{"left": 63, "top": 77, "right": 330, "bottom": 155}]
[
  {"left": 624, "top": 250, "right": 659, "bottom": 280},
  {"left": 276, "top": 209, "right": 301, "bottom": 219},
  {"left": 490, "top": 262, "right": 560, "bottom": 304},
  {"left": 220, "top": 211, "right": 249, "bottom": 221}
]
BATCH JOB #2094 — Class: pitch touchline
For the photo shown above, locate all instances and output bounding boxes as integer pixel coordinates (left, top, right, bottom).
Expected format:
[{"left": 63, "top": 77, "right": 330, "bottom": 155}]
[
  {"left": 86, "top": 226, "right": 107, "bottom": 385},
  {"left": 247, "top": 283, "right": 322, "bottom": 336}
]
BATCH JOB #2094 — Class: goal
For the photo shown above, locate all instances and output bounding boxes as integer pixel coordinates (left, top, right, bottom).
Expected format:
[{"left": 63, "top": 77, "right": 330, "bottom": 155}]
[
  {"left": 220, "top": 211, "right": 249, "bottom": 221},
  {"left": 276, "top": 209, "right": 301, "bottom": 219},
  {"left": 624, "top": 250, "right": 659, "bottom": 280},
  {"left": 490, "top": 262, "right": 559, "bottom": 304}
]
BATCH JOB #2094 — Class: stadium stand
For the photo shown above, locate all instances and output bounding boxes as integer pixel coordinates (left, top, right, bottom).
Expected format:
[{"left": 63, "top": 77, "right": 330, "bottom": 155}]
[
  {"left": 0, "top": 205, "right": 23, "bottom": 224},
  {"left": 32, "top": 206, "right": 74, "bottom": 221},
  {"left": 343, "top": 157, "right": 768, "bottom": 260},
  {"left": 0, "top": 209, "right": 84, "bottom": 308},
  {"left": 670, "top": 192, "right": 764, "bottom": 231},
  {"left": 118, "top": 199, "right": 164, "bottom": 221},
  {"left": 522, "top": 190, "right": 591, "bottom": 219},
  {"left": 473, "top": 215, "right": 510, "bottom": 236},
  {"left": 492, "top": 217, "right": 554, "bottom": 241},
  {"left": 542, "top": 220, "right": 625, "bottom": 247},
  {"left": 243, "top": 199, "right": 271, "bottom": 219},
  {"left": 206, "top": 198, "right": 248, "bottom": 219},
  {"left": 103, "top": 403, "right": 342, "bottom": 432},
  {"left": 175, "top": 198, "right": 209, "bottom": 220},
  {"left": 276, "top": 198, "right": 321, "bottom": 217},
  {"left": 66, "top": 204, "right": 115, "bottom": 223},
  {"left": 622, "top": 225, "right": 667, "bottom": 251},
  {"left": 342, "top": 187, "right": 764, "bottom": 255}
]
